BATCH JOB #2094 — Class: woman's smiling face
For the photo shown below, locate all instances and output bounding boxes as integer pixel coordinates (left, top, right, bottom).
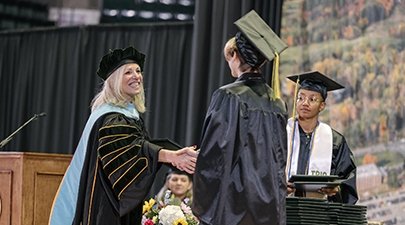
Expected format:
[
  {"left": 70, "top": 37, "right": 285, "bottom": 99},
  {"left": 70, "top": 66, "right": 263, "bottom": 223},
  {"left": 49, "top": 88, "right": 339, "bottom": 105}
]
[{"left": 121, "top": 63, "right": 143, "bottom": 98}]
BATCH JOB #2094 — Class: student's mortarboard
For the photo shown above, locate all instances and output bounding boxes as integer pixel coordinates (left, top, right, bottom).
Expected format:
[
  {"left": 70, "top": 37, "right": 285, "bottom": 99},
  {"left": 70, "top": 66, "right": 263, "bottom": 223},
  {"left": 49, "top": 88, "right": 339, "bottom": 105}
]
[
  {"left": 287, "top": 70, "right": 344, "bottom": 100},
  {"left": 234, "top": 10, "right": 288, "bottom": 64},
  {"left": 287, "top": 71, "right": 344, "bottom": 92},
  {"left": 97, "top": 46, "right": 145, "bottom": 80},
  {"left": 234, "top": 10, "right": 288, "bottom": 99}
]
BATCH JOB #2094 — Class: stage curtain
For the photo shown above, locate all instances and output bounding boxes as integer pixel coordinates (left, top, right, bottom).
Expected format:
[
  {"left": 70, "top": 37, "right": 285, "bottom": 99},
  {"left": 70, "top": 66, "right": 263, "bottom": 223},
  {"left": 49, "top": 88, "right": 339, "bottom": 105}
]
[
  {"left": 0, "top": 0, "right": 283, "bottom": 154},
  {"left": 0, "top": 22, "right": 193, "bottom": 153}
]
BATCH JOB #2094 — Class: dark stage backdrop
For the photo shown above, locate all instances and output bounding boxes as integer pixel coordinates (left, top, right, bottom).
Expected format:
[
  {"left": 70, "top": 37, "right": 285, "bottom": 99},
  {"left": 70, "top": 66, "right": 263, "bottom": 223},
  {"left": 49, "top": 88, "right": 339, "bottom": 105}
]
[
  {"left": 0, "top": 22, "right": 194, "bottom": 153},
  {"left": 0, "top": 0, "right": 283, "bottom": 155}
]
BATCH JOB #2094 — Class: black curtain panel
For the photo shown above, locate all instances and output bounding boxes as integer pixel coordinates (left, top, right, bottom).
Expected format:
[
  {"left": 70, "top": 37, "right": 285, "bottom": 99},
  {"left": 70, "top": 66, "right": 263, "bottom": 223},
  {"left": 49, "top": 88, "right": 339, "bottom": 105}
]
[
  {"left": 0, "top": 22, "right": 193, "bottom": 153},
  {"left": 0, "top": 0, "right": 283, "bottom": 154},
  {"left": 184, "top": 0, "right": 284, "bottom": 145}
]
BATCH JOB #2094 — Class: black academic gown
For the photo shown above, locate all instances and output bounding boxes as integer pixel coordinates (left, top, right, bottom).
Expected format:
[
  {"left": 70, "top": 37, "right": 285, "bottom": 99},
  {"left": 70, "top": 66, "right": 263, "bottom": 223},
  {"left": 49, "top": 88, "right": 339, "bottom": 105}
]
[
  {"left": 192, "top": 73, "right": 288, "bottom": 225},
  {"left": 72, "top": 113, "right": 162, "bottom": 225},
  {"left": 296, "top": 126, "right": 358, "bottom": 204}
]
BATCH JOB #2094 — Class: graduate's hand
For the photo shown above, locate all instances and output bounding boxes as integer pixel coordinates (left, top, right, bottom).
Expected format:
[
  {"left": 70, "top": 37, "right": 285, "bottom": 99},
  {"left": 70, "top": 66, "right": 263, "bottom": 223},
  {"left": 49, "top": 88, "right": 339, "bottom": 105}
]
[
  {"left": 171, "top": 146, "right": 198, "bottom": 174},
  {"left": 319, "top": 186, "right": 340, "bottom": 197},
  {"left": 287, "top": 182, "right": 296, "bottom": 195}
]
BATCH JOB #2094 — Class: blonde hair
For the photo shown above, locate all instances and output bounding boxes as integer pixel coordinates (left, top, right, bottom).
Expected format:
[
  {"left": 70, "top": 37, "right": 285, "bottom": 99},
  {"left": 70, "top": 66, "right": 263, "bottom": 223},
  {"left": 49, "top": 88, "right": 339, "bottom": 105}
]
[
  {"left": 91, "top": 64, "right": 146, "bottom": 113},
  {"left": 223, "top": 37, "right": 238, "bottom": 60},
  {"left": 223, "top": 37, "right": 255, "bottom": 73}
]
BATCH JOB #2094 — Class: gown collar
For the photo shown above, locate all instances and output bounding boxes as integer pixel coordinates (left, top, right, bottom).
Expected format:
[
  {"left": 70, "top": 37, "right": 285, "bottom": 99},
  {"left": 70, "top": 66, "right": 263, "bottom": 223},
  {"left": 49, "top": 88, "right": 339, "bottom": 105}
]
[{"left": 236, "top": 72, "right": 265, "bottom": 82}]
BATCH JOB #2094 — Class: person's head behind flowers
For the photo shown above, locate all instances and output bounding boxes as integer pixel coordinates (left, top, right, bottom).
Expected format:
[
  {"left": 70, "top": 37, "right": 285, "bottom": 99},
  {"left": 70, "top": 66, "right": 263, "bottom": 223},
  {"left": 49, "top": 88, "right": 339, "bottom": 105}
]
[
  {"left": 157, "top": 168, "right": 193, "bottom": 204},
  {"left": 141, "top": 168, "right": 198, "bottom": 225}
]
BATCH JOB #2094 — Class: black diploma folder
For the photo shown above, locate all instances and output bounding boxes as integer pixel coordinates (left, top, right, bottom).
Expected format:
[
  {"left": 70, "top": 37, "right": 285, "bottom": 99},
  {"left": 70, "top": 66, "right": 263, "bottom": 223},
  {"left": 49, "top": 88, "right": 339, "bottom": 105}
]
[
  {"left": 288, "top": 175, "right": 341, "bottom": 192},
  {"left": 150, "top": 138, "right": 183, "bottom": 150}
]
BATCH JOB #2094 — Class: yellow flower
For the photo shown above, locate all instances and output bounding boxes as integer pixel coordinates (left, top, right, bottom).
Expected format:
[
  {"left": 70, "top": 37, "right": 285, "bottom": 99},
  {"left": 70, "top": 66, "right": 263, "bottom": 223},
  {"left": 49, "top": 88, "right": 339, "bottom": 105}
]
[
  {"left": 152, "top": 215, "right": 158, "bottom": 223},
  {"left": 142, "top": 198, "right": 156, "bottom": 214},
  {"left": 173, "top": 217, "right": 188, "bottom": 225}
]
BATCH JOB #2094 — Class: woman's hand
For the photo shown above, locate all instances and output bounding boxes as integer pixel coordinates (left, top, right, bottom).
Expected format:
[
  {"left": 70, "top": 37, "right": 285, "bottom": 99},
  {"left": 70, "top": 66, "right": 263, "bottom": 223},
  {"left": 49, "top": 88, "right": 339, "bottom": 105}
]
[{"left": 169, "top": 146, "right": 198, "bottom": 174}]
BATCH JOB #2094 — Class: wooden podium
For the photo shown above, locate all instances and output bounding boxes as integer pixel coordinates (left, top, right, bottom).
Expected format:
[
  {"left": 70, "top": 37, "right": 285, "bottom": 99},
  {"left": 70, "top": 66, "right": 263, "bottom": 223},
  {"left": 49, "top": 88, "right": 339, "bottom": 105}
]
[{"left": 0, "top": 152, "right": 71, "bottom": 225}]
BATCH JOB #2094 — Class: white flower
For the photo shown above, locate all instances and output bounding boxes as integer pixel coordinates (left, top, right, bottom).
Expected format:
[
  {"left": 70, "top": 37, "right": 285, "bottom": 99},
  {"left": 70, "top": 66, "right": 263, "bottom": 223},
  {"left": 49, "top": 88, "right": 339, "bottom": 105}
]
[{"left": 158, "top": 205, "right": 185, "bottom": 225}]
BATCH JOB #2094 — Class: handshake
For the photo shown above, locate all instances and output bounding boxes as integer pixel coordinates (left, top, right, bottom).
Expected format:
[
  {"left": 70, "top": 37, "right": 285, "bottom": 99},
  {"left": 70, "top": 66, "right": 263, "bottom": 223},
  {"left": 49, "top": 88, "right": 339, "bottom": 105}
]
[{"left": 159, "top": 145, "right": 199, "bottom": 174}]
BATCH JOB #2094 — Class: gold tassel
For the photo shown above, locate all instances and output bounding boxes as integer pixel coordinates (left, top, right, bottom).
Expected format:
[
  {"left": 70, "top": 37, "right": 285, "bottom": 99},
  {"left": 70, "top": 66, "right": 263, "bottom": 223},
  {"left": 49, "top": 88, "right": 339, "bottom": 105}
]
[
  {"left": 271, "top": 52, "right": 281, "bottom": 99},
  {"left": 291, "top": 76, "right": 300, "bottom": 118}
]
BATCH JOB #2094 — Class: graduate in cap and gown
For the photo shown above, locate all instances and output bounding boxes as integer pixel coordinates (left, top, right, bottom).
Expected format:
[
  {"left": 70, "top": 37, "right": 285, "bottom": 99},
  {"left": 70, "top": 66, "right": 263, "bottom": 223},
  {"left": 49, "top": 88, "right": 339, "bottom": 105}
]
[
  {"left": 48, "top": 46, "right": 198, "bottom": 225},
  {"left": 192, "top": 10, "right": 289, "bottom": 225},
  {"left": 286, "top": 71, "right": 358, "bottom": 204}
]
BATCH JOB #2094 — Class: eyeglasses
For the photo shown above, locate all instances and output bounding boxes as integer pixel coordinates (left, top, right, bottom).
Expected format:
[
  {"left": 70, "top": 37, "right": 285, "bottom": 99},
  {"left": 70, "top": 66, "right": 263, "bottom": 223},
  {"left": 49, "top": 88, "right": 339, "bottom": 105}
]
[{"left": 297, "top": 95, "right": 323, "bottom": 105}]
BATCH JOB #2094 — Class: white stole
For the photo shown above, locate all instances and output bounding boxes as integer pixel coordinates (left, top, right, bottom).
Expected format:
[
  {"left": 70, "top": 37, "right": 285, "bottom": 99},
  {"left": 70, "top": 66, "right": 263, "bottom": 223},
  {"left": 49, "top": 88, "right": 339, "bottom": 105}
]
[{"left": 286, "top": 118, "right": 333, "bottom": 179}]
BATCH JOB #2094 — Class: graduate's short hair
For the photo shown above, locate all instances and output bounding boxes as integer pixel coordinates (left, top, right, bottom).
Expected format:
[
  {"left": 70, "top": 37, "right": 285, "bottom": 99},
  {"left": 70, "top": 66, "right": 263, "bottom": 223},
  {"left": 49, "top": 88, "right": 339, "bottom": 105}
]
[
  {"left": 235, "top": 31, "right": 266, "bottom": 68},
  {"left": 224, "top": 37, "right": 237, "bottom": 60},
  {"left": 223, "top": 36, "right": 260, "bottom": 74}
]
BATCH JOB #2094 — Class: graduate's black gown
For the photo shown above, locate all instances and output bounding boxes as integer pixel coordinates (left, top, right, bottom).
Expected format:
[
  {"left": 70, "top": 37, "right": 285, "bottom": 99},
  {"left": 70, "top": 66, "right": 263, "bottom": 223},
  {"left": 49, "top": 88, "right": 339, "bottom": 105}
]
[
  {"left": 296, "top": 126, "right": 358, "bottom": 204},
  {"left": 192, "top": 73, "right": 288, "bottom": 225},
  {"left": 72, "top": 113, "right": 161, "bottom": 225}
]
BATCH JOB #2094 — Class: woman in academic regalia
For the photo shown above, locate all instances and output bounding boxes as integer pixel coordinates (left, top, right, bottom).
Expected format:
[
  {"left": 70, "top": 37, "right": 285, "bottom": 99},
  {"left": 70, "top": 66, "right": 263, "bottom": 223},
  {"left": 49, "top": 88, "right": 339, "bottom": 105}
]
[{"left": 49, "top": 46, "right": 198, "bottom": 225}]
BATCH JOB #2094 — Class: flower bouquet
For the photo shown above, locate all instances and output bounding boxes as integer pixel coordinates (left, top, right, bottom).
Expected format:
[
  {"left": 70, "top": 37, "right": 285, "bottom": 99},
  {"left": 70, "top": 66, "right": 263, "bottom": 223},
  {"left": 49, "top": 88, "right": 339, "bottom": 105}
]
[{"left": 142, "top": 190, "right": 199, "bottom": 225}]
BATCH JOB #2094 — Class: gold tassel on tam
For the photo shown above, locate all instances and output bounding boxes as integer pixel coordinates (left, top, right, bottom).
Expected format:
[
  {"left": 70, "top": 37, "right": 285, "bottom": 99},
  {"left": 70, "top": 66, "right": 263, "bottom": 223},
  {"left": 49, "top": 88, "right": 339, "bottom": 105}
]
[
  {"left": 271, "top": 52, "right": 281, "bottom": 99},
  {"left": 291, "top": 76, "right": 300, "bottom": 118}
]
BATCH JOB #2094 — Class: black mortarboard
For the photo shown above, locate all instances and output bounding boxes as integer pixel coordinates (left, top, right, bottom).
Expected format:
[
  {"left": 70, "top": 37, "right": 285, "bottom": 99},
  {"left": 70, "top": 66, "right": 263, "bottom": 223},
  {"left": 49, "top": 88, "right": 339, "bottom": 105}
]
[
  {"left": 287, "top": 71, "right": 344, "bottom": 92},
  {"left": 234, "top": 10, "right": 288, "bottom": 99},
  {"left": 287, "top": 71, "right": 344, "bottom": 101},
  {"left": 165, "top": 167, "right": 193, "bottom": 179},
  {"left": 97, "top": 46, "right": 145, "bottom": 80},
  {"left": 234, "top": 10, "right": 288, "bottom": 65}
]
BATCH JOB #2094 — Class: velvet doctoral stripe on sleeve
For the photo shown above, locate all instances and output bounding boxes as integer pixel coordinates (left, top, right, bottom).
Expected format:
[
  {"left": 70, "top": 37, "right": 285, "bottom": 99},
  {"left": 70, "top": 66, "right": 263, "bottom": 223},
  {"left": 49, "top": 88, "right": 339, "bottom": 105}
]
[
  {"left": 97, "top": 114, "right": 161, "bottom": 217},
  {"left": 50, "top": 103, "right": 141, "bottom": 225},
  {"left": 98, "top": 122, "right": 147, "bottom": 199},
  {"left": 73, "top": 113, "right": 161, "bottom": 225}
]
